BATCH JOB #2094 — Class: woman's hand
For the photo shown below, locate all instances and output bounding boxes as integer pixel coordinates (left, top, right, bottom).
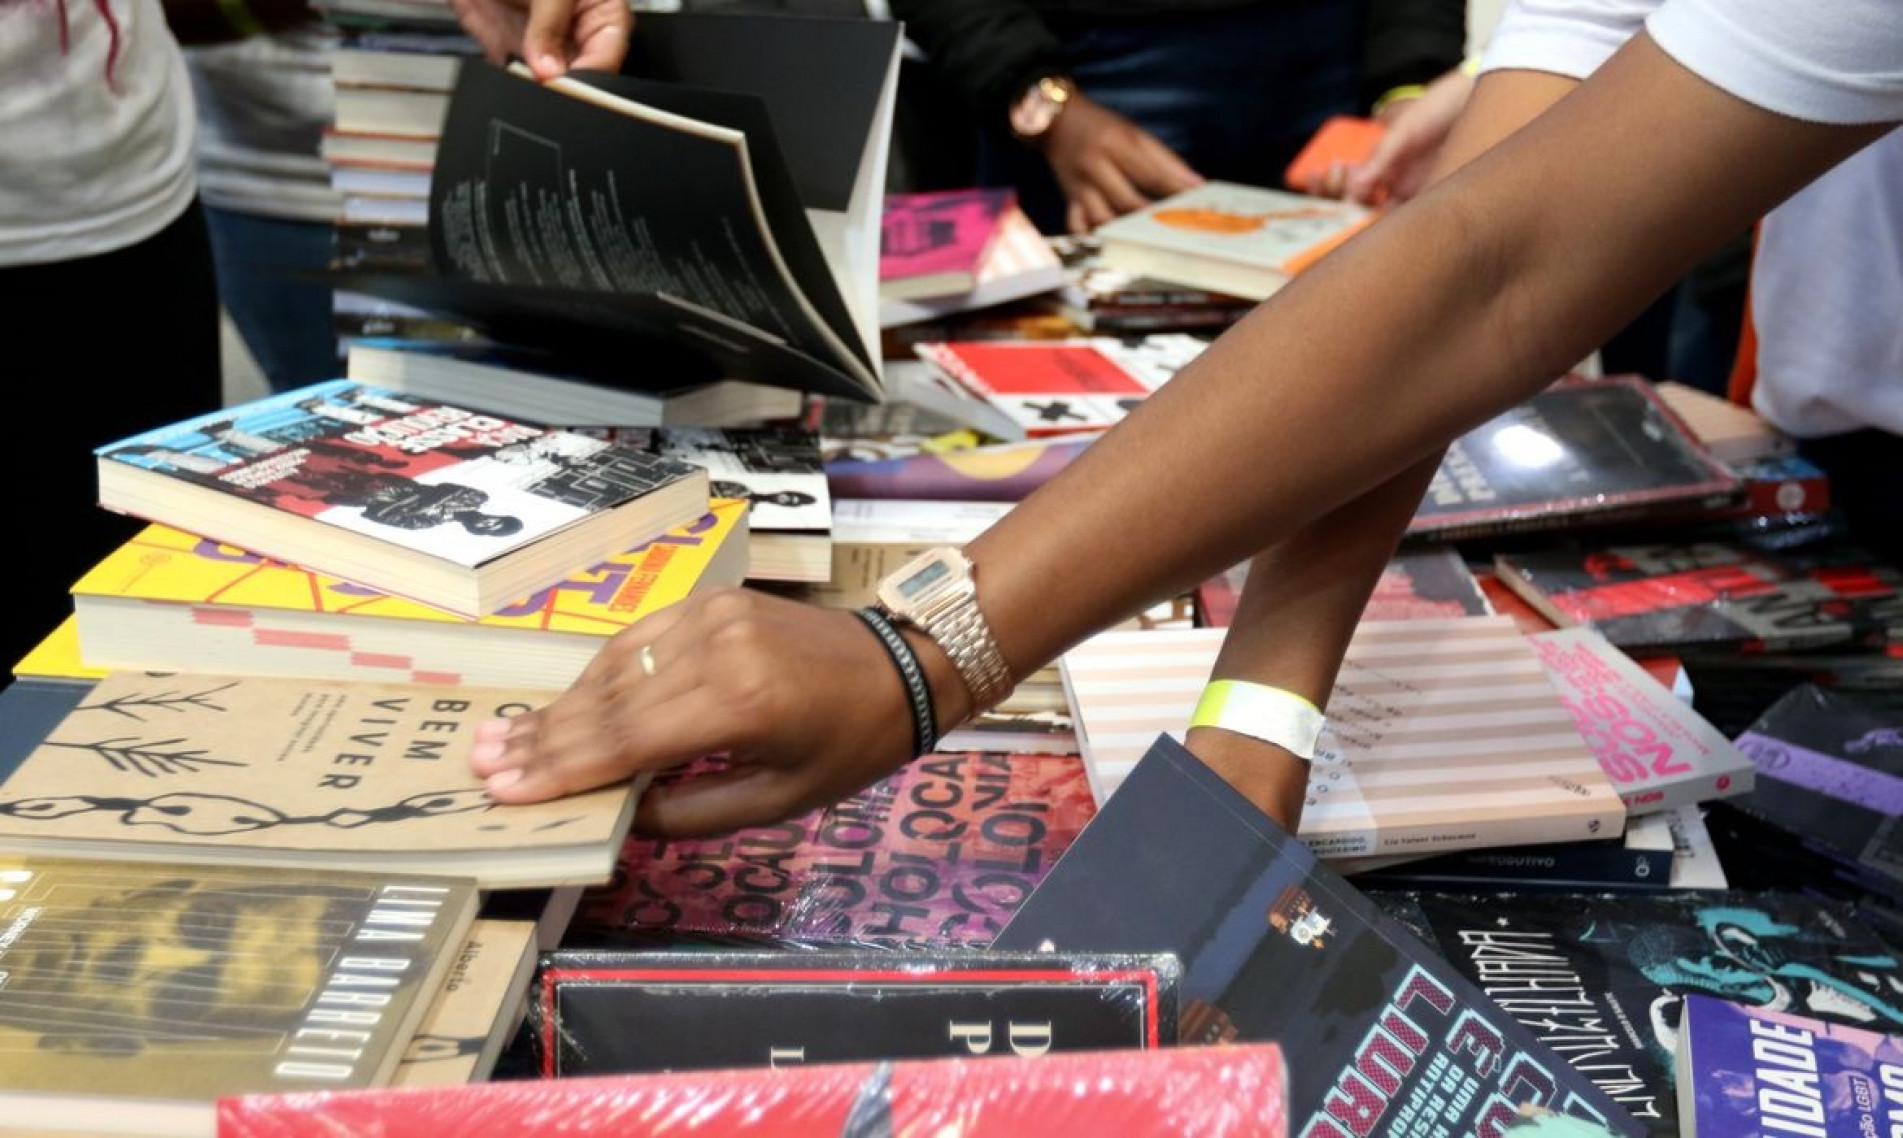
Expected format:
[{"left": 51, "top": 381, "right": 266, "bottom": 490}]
[
  {"left": 1040, "top": 93, "right": 1204, "bottom": 234},
  {"left": 467, "top": 589, "right": 968, "bottom": 838},
  {"left": 1343, "top": 68, "right": 1474, "bottom": 206},
  {"left": 450, "top": 0, "right": 631, "bottom": 80}
]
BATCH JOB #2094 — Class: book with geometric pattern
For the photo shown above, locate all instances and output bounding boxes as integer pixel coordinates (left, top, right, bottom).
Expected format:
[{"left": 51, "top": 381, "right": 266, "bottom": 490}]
[{"left": 1060, "top": 616, "right": 1626, "bottom": 859}]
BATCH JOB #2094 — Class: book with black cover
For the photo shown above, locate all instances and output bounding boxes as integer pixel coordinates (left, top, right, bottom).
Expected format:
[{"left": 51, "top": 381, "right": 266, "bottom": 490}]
[
  {"left": 1407, "top": 375, "right": 1741, "bottom": 542},
  {"left": 1728, "top": 683, "right": 1903, "bottom": 903},
  {"left": 1376, "top": 889, "right": 1903, "bottom": 1136},
  {"left": 535, "top": 950, "right": 1178, "bottom": 1076},
  {"left": 991, "top": 734, "right": 1643, "bottom": 1135},
  {"left": 337, "top": 14, "right": 901, "bottom": 403},
  {"left": 1492, "top": 542, "right": 1901, "bottom": 657}
]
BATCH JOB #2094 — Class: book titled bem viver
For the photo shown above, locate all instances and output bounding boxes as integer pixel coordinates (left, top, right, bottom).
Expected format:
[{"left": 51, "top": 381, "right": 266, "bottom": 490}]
[
  {"left": 0, "top": 670, "right": 642, "bottom": 888},
  {"left": 0, "top": 854, "right": 477, "bottom": 1137},
  {"left": 991, "top": 734, "right": 1644, "bottom": 1135},
  {"left": 95, "top": 379, "right": 708, "bottom": 620}
]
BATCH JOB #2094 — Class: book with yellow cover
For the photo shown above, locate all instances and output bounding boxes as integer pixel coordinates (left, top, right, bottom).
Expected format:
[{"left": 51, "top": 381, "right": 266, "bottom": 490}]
[
  {"left": 11, "top": 615, "right": 107, "bottom": 682},
  {"left": 69, "top": 502, "right": 746, "bottom": 689}
]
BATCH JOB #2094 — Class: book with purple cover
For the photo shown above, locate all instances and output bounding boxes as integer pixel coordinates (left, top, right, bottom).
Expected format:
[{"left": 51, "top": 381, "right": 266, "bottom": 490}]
[{"left": 1674, "top": 994, "right": 1903, "bottom": 1138}]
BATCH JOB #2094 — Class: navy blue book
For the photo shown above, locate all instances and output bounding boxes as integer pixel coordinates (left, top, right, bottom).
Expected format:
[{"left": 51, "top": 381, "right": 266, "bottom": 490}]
[
  {"left": 0, "top": 679, "right": 89, "bottom": 784},
  {"left": 993, "top": 733, "right": 1644, "bottom": 1137}
]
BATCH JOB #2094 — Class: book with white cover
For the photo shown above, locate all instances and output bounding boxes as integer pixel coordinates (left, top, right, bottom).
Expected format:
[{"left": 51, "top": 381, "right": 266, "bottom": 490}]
[{"left": 1060, "top": 616, "right": 1627, "bottom": 860}]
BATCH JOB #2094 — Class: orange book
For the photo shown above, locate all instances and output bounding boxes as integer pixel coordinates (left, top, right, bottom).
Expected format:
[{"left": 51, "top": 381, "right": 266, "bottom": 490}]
[{"left": 1283, "top": 114, "right": 1387, "bottom": 194}]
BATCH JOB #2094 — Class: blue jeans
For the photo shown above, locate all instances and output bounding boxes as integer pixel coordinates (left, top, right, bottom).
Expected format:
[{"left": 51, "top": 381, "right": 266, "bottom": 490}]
[
  {"left": 205, "top": 206, "right": 342, "bottom": 391},
  {"left": 979, "top": 1, "right": 1366, "bottom": 234}
]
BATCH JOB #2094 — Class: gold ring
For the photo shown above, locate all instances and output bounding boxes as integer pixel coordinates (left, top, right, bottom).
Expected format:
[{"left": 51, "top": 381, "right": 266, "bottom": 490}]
[{"left": 638, "top": 644, "right": 658, "bottom": 677}]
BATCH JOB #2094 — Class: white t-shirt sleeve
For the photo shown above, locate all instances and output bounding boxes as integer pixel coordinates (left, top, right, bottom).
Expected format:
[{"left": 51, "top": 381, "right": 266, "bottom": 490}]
[{"left": 1481, "top": 0, "right": 1903, "bottom": 125}]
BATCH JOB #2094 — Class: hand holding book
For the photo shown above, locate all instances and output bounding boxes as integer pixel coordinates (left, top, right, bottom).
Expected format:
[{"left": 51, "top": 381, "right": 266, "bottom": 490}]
[{"left": 449, "top": 0, "right": 629, "bottom": 79}]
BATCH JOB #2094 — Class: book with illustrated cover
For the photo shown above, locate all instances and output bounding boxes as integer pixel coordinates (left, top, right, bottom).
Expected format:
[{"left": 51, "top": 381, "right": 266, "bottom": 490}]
[
  {"left": 1037, "top": 235, "right": 1255, "bottom": 335},
  {"left": 1728, "top": 684, "right": 1903, "bottom": 904},
  {"left": 0, "top": 670, "right": 641, "bottom": 888},
  {"left": 1062, "top": 617, "right": 1628, "bottom": 858},
  {"left": 1091, "top": 180, "right": 1372, "bottom": 300},
  {"left": 913, "top": 334, "right": 1205, "bottom": 440},
  {"left": 218, "top": 1042, "right": 1292, "bottom": 1138},
  {"left": 1674, "top": 994, "right": 1903, "bottom": 1137},
  {"left": 992, "top": 734, "right": 1643, "bottom": 1135},
  {"left": 70, "top": 507, "right": 746, "bottom": 689},
  {"left": 1528, "top": 628, "right": 1754, "bottom": 816},
  {"left": 535, "top": 950, "right": 1178, "bottom": 1076},
  {"left": 570, "top": 750, "right": 1097, "bottom": 949},
  {"left": 1376, "top": 889, "right": 1903, "bottom": 1135},
  {"left": 606, "top": 427, "right": 830, "bottom": 583},
  {"left": 1195, "top": 547, "right": 1492, "bottom": 629},
  {"left": 0, "top": 855, "right": 476, "bottom": 1135},
  {"left": 1492, "top": 542, "right": 1901, "bottom": 657},
  {"left": 880, "top": 195, "right": 1066, "bottom": 328},
  {"left": 1407, "top": 375, "right": 1742, "bottom": 542},
  {"left": 95, "top": 379, "right": 708, "bottom": 621},
  {"left": 392, "top": 919, "right": 538, "bottom": 1088},
  {"left": 340, "top": 13, "right": 902, "bottom": 402},
  {"left": 345, "top": 338, "right": 805, "bottom": 430}
]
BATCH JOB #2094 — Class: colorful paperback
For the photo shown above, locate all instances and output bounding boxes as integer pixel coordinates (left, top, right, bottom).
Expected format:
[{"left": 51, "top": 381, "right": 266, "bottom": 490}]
[
  {"left": 992, "top": 734, "right": 1643, "bottom": 1135},
  {"left": 1528, "top": 628, "right": 1754, "bottom": 816},
  {"left": 570, "top": 751, "right": 1097, "bottom": 949},
  {"left": 70, "top": 507, "right": 746, "bottom": 689},
  {"left": 1674, "top": 994, "right": 1903, "bottom": 1137},
  {"left": 94, "top": 379, "right": 707, "bottom": 619},
  {"left": 913, "top": 335, "right": 1203, "bottom": 439},
  {"left": 1061, "top": 617, "right": 1628, "bottom": 858},
  {"left": 1378, "top": 889, "right": 1903, "bottom": 1135},
  {"left": 879, "top": 188, "right": 1014, "bottom": 295}
]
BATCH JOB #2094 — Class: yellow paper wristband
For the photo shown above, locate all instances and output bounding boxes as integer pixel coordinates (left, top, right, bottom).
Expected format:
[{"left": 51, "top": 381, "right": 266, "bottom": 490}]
[
  {"left": 1189, "top": 680, "right": 1326, "bottom": 761},
  {"left": 1460, "top": 54, "right": 1484, "bottom": 79},
  {"left": 1371, "top": 83, "right": 1428, "bottom": 118}
]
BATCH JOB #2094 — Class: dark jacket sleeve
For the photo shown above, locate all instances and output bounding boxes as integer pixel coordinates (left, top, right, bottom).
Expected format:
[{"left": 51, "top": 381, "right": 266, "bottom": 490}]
[
  {"left": 888, "top": 0, "right": 1070, "bottom": 126},
  {"left": 1360, "top": 0, "right": 1468, "bottom": 111}
]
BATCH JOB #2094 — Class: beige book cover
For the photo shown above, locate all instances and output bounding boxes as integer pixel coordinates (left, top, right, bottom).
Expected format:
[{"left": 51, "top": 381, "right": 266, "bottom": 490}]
[
  {"left": 1061, "top": 616, "right": 1627, "bottom": 859},
  {"left": 0, "top": 855, "right": 476, "bottom": 1132},
  {"left": 392, "top": 919, "right": 538, "bottom": 1087},
  {"left": 0, "top": 672, "right": 640, "bottom": 888}
]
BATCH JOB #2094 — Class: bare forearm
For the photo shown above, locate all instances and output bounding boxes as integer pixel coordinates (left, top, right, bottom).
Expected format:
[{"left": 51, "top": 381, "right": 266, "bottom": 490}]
[{"left": 965, "top": 33, "right": 1885, "bottom": 687}]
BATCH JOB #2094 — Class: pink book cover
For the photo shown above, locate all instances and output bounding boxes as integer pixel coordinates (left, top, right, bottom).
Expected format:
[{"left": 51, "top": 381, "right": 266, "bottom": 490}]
[{"left": 880, "top": 188, "right": 1015, "bottom": 284}]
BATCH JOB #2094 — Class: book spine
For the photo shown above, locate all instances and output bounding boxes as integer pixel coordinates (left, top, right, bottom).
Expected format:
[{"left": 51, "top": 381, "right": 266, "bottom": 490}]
[
  {"left": 1362, "top": 841, "right": 1674, "bottom": 890},
  {"left": 1313, "top": 800, "right": 1628, "bottom": 862}
]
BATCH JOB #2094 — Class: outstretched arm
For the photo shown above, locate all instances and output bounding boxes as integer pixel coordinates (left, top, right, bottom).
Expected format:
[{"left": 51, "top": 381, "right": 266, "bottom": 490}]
[{"left": 471, "top": 33, "right": 1888, "bottom": 837}]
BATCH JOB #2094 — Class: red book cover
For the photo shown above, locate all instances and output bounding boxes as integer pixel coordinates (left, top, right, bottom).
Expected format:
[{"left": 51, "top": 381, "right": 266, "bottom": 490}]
[
  {"left": 219, "top": 1043, "right": 1292, "bottom": 1138},
  {"left": 915, "top": 336, "right": 1203, "bottom": 438}
]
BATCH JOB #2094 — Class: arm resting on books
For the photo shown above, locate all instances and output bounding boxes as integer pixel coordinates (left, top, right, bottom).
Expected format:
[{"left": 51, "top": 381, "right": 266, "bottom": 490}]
[
  {"left": 471, "top": 32, "right": 1887, "bottom": 837},
  {"left": 452, "top": 0, "right": 630, "bottom": 79}
]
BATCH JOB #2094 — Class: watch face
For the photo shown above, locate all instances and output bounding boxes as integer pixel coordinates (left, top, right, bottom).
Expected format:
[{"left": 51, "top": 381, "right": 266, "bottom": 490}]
[{"left": 897, "top": 557, "right": 952, "bottom": 601}]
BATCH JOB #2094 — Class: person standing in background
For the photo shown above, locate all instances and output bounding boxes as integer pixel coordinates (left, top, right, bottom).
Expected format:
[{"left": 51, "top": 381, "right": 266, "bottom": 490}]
[
  {"left": 0, "top": 0, "right": 222, "bottom": 671},
  {"left": 182, "top": 20, "right": 343, "bottom": 393},
  {"left": 888, "top": 0, "right": 1466, "bottom": 234}
]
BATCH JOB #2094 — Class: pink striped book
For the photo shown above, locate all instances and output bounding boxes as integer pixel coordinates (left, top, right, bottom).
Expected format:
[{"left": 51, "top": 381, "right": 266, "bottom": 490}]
[{"left": 1059, "top": 616, "right": 1627, "bottom": 860}]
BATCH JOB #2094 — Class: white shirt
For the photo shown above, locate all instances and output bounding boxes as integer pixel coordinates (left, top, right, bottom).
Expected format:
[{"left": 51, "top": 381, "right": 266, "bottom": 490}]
[
  {"left": 1481, "top": 0, "right": 1903, "bottom": 437},
  {"left": 0, "top": 0, "right": 197, "bottom": 266}
]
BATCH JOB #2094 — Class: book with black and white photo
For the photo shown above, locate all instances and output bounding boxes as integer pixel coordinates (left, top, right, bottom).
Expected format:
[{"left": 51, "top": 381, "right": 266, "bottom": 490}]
[{"left": 337, "top": 12, "right": 901, "bottom": 403}]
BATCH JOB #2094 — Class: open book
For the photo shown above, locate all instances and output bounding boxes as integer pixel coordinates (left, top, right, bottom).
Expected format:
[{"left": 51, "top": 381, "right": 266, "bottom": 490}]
[{"left": 338, "top": 13, "right": 901, "bottom": 403}]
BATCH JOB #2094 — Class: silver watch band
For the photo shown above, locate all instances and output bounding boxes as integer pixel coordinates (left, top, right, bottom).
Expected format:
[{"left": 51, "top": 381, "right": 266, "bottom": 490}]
[{"left": 924, "top": 590, "right": 1014, "bottom": 712}]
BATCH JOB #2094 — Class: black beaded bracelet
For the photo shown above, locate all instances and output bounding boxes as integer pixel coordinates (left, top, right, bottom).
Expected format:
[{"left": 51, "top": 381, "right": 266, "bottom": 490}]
[{"left": 854, "top": 607, "right": 938, "bottom": 758}]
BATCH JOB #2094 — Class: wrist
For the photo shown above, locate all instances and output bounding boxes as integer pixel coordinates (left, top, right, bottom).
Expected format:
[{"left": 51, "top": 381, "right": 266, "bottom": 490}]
[
  {"left": 1009, "top": 74, "right": 1078, "bottom": 148},
  {"left": 1371, "top": 82, "right": 1428, "bottom": 120},
  {"left": 1186, "top": 726, "right": 1309, "bottom": 831},
  {"left": 898, "top": 625, "right": 976, "bottom": 740}
]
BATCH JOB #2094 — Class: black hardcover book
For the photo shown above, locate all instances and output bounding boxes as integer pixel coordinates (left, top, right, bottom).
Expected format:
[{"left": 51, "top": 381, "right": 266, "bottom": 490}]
[
  {"left": 1728, "top": 683, "right": 1903, "bottom": 902},
  {"left": 1376, "top": 889, "right": 1903, "bottom": 1136},
  {"left": 1493, "top": 541, "right": 1902, "bottom": 656},
  {"left": 991, "top": 734, "right": 1644, "bottom": 1136},
  {"left": 1406, "top": 374, "right": 1740, "bottom": 542},
  {"left": 534, "top": 950, "right": 1179, "bottom": 1076}
]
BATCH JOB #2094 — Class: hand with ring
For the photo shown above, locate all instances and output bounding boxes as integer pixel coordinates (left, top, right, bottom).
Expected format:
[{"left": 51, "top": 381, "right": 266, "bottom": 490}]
[{"left": 465, "top": 588, "right": 972, "bottom": 838}]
